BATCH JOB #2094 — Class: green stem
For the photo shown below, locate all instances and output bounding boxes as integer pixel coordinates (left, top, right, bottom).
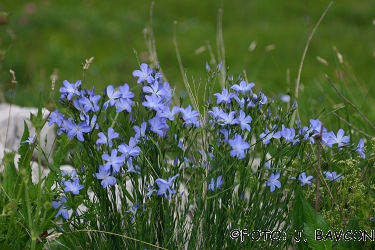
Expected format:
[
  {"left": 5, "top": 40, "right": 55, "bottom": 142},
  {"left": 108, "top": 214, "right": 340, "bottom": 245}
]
[
  {"left": 111, "top": 112, "right": 120, "bottom": 128},
  {"left": 30, "top": 126, "right": 43, "bottom": 249}
]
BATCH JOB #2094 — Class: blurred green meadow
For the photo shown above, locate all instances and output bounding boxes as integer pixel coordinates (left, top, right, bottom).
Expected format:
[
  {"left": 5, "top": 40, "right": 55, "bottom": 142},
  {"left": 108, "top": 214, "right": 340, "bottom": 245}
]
[{"left": 0, "top": 0, "right": 375, "bottom": 132}]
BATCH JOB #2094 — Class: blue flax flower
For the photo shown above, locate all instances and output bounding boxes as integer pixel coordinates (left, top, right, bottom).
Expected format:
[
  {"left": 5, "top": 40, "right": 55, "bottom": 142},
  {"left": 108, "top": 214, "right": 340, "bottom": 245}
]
[
  {"left": 118, "top": 137, "right": 141, "bottom": 159},
  {"left": 237, "top": 110, "right": 252, "bottom": 131},
  {"left": 179, "top": 105, "right": 200, "bottom": 127},
  {"left": 323, "top": 171, "right": 343, "bottom": 182},
  {"left": 115, "top": 98, "right": 133, "bottom": 113},
  {"left": 157, "top": 106, "right": 180, "bottom": 121},
  {"left": 158, "top": 82, "right": 174, "bottom": 103},
  {"left": 102, "top": 149, "right": 125, "bottom": 172},
  {"left": 228, "top": 134, "right": 250, "bottom": 159},
  {"left": 280, "top": 125, "right": 299, "bottom": 145},
  {"left": 298, "top": 172, "right": 313, "bottom": 186},
  {"left": 23, "top": 133, "right": 37, "bottom": 146},
  {"left": 125, "top": 202, "right": 141, "bottom": 221},
  {"left": 49, "top": 110, "right": 65, "bottom": 127},
  {"left": 208, "top": 107, "right": 224, "bottom": 121},
  {"left": 103, "top": 85, "right": 121, "bottom": 110},
  {"left": 142, "top": 80, "right": 169, "bottom": 98},
  {"left": 60, "top": 80, "right": 81, "bottom": 100},
  {"left": 355, "top": 139, "right": 366, "bottom": 159},
  {"left": 134, "top": 121, "right": 148, "bottom": 140},
  {"left": 66, "top": 120, "right": 92, "bottom": 142},
  {"left": 77, "top": 88, "right": 101, "bottom": 113},
  {"left": 327, "top": 129, "right": 350, "bottom": 149},
  {"left": 214, "top": 88, "right": 236, "bottom": 104},
  {"left": 118, "top": 83, "right": 134, "bottom": 100},
  {"left": 132, "top": 63, "right": 154, "bottom": 84},
  {"left": 142, "top": 95, "right": 164, "bottom": 111},
  {"left": 207, "top": 175, "right": 224, "bottom": 191},
  {"left": 218, "top": 111, "right": 239, "bottom": 126},
  {"left": 64, "top": 178, "right": 84, "bottom": 195},
  {"left": 155, "top": 174, "right": 179, "bottom": 200},
  {"left": 52, "top": 196, "right": 70, "bottom": 220},
  {"left": 231, "top": 80, "right": 255, "bottom": 94},
  {"left": 267, "top": 172, "right": 281, "bottom": 192},
  {"left": 125, "top": 158, "right": 140, "bottom": 174},
  {"left": 96, "top": 127, "right": 119, "bottom": 148},
  {"left": 149, "top": 116, "right": 169, "bottom": 137},
  {"left": 95, "top": 165, "right": 117, "bottom": 188},
  {"left": 206, "top": 61, "right": 210, "bottom": 71},
  {"left": 260, "top": 126, "right": 281, "bottom": 145}
]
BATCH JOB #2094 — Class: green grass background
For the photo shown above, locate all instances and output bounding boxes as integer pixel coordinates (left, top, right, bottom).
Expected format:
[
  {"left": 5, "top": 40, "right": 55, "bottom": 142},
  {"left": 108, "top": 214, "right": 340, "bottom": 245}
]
[{"left": 0, "top": 0, "right": 374, "bottom": 131}]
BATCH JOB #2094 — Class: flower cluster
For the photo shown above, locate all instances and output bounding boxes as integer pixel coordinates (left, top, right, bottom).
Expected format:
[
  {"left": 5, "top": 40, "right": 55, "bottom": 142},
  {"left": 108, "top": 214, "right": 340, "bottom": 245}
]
[
  {"left": 50, "top": 61, "right": 368, "bottom": 225},
  {"left": 52, "top": 170, "right": 84, "bottom": 219}
]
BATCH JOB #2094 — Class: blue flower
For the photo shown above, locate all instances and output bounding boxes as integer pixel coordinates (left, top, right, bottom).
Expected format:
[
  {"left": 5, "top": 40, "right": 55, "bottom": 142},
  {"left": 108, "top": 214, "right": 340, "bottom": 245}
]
[
  {"left": 298, "top": 172, "right": 313, "bottom": 186},
  {"left": 323, "top": 171, "right": 343, "bottom": 182},
  {"left": 267, "top": 172, "right": 281, "bottom": 192},
  {"left": 118, "top": 83, "right": 135, "bottom": 100},
  {"left": 206, "top": 61, "right": 210, "bottom": 71},
  {"left": 260, "top": 126, "right": 281, "bottom": 145},
  {"left": 218, "top": 111, "right": 239, "bottom": 126},
  {"left": 309, "top": 119, "right": 326, "bottom": 136},
  {"left": 231, "top": 80, "right": 255, "bottom": 94},
  {"left": 134, "top": 121, "right": 148, "bottom": 140},
  {"left": 217, "top": 62, "right": 223, "bottom": 71},
  {"left": 96, "top": 127, "right": 119, "bottom": 148},
  {"left": 23, "top": 133, "right": 36, "bottom": 145},
  {"left": 233, "top": 96, "right": 245, "bottom": 108},
  {"left": 73, "top": 99, "right": 87, "bottom": 119},
  {"left": 207, "top": 175, "right": 224, "bottom": 191},
  {"left": 149, "top": 116, "right": 169, "bottom": 137},
  {"left": 142, "top": 95, "right": 164, "bottom": 111},
  {"left": 237, "top": 110, "right": 252, "bottom": 131},
  {"left": 280, "top": 125, "right": 299, "bottom": 145},
  {"left": 77, "top": 88, "right": 101, "bottom": 113},
  {"left": 115, "top": 98, "right": 133, "bottom": 113},
  {"left": 178, "top": 105, "right": 200, "bottom": 127},
  {"left": 103, "top": 85, "right": 121, "bottom": 110},
  {"left": 95, "top": 165, "right": 117, "bottom": 188},
  {"left": 157, "top": 106, "right": 180, "bottom": 121},
  {"left": 60, "top": 80, "right": 81, "bottom": 100},
  {"left": 208, "top": 107, "right": 224, "bottom": 120},
  {"left": 125, "top": 158, "right": 140, "bottom": 174},
  {"left": 155, "top": 174, "right": 179, "bottom": 200},
  {"left": 159, "top": 82, "right": 174, "bottom": 103},
  {"left": 132, "top": 63, "right": 154, "bottom": 84},
  {"left": 61, "top": 169, "right": 78, "bottom": 183},
  {"left": 48, "top": 110, "right": 64, "bottom": 127},
  {"left": 228, "top": 134, "right": 250, "bottom": 159},
  {"left": 125, "top": 202, "right": 140, "bottom": 221},
  {"left": 102, "top": 149, "right": 125, "bottom": 172},
  {"left": 279, "top": 94, "right": 290, "bottom": 103},
  {"left": 64, "top": 178, "right": 84, "bottom": 195},
  {"left": 52, "top": 196, "right": 70, "bottom": 220},
  {"left": 118, "top": 137, "right": 141, "bottom": 159},
  {"left": 115, "top": 84, "right": 134, "bottom": 112},
  {"left": 65, "top": 120, "right": 92, "bottom": 142},
  {"left": 142, "top": 80, "right": 169, "bottom": 98},
  {"left": 327, "top": 129, "right": 350, "bottom": 149},
  {"left": 214, "top": 88, "right": 236, "bottom": 104},
  {"left": 355, "top": 139, "right": 366, "bottom": 159}
]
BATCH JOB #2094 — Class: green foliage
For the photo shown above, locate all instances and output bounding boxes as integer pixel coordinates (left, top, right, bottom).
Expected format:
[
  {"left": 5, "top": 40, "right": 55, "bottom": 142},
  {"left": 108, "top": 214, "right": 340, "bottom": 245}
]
[
  {"left": 0, "top": 2, "right": 375, "bottom": 249},
  {"left": 0, "top": 104, "right": 58, "bottom": 249}
]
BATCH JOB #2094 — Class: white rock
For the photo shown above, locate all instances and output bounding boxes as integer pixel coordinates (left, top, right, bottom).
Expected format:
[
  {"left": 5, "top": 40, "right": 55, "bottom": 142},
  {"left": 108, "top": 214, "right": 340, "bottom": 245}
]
[{"left": 0, "top": 103, "right": 56, "bottom": 161}]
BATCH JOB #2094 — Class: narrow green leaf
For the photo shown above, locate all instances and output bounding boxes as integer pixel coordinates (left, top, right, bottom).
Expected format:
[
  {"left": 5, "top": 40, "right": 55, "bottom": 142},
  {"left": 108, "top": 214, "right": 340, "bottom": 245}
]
[
  {"left": 17, "top": 121, "right": 33, "bottom": 184},
  {"left": 1, "top": 152, "right": 19, "bottom": 198}
]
